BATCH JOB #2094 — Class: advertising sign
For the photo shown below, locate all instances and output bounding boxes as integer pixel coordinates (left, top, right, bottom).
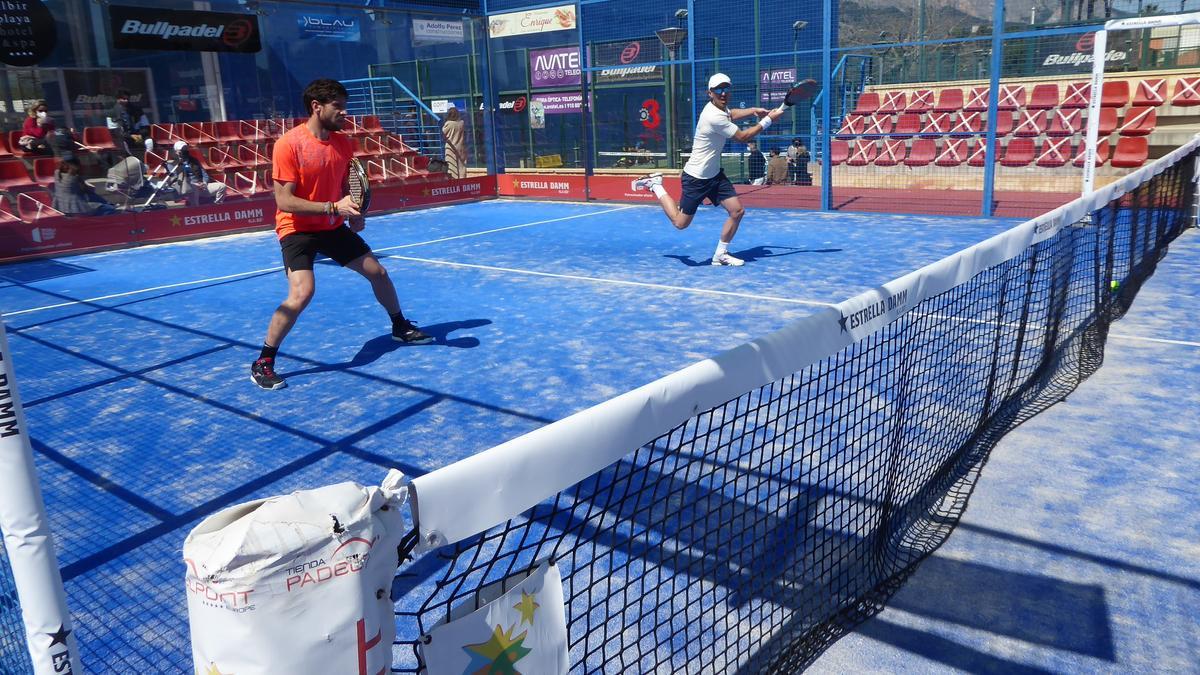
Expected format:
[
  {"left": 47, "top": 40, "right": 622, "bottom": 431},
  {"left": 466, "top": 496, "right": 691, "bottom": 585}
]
[
  {"left": 413, "top": 17, "right": 464, "bottom": 45},
  {"left": 760, "top": 67, "right": 797, "bottom": 104},
  {"left": 297, "top": 14, "right": 360, "bottom": 42},
  {"left": 532, "top": 92, "right": 583, "bottom": 114},
  {"left": 488, "top": 5, "right": 575, "bottom": 38},
  {"left": 593, "top": 38, "right": 664, "bottom": 84},
  {"left": 530, "top": 46, "right": 581, "bottom": 88},
  {"left": 498, "top": 93, "right": 529, "bottom": 114},
  {"left": 1034, "top": 31, "right": 1134, "bottom": 75},
  {"left": 0, "top": 0, "right": 57, "bottom": 66},
  {"left": 109, "top": 6, "right": 261, "bottom": 53}
]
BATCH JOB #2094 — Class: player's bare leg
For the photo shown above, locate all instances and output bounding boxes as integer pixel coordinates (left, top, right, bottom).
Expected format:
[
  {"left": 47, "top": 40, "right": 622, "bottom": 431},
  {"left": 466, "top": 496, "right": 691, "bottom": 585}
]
[
  {"left": 632, "top": 173, "right": 694, "bottom": 230},
  {"left": 712, "top": 196, "right": 746, "bottom": 266}
]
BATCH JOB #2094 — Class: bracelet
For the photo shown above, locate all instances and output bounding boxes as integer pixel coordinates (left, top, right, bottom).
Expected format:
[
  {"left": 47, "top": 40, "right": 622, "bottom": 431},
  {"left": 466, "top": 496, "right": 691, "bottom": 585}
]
[{"left": 325, "top": 201, "right": 334, "bottom": 215}]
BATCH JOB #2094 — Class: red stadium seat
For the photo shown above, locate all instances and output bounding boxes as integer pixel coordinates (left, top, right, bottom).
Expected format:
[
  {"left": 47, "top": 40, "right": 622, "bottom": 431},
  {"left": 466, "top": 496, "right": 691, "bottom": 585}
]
[
  {"left": 1132, "top": 78, "right": 1166, "bottom": 107},
  {"left": 964, "top": 86, "right": 990, "bottom": 112},
  {"left": 0, "top": 132, "right": 13, "bottom": 159},
  {"left": 16, "top": 190, "right": 63, "bottom": 221},
  {"left": 0, "top": 197, "right": 19, "bottom": 222},
  {"left": 846, "top": 139, "right": 878, "bottom": 166},
  {"left": 877, "top": 91, "right": 906, "bottom": 114},
  {"left": 1062, "top": 82, "right": 1091, "bottom": 109},
  {"left": 966, "top": 141, "right": 989, "bottom": 167},
  {"left": 144, "top": 149, "right": 168, "bottom": 178},
  {"left": 998, "top": 84, "right": 1026, "bottom": 111},
  {"left": 852, "top": 92, "right": 880, "bottom": 115},
  {"left": 1027, "top": 83, "right": 1059, "bottom": 110},
  {"left": 892, "top": 113, "right": 922, "bottom": 138},
  {"left": 208, "top": 145, "right": 241, "bottom": 170},
  {"left": 1101, "top": 80, "right": 1129, "bottom": 107},
  {"left": 1171, "top": 76, "right": 1200, "bottom": 106},
  {"left": 904, "top": 138, "right": 936, "bottom": 167},
  {"left": 362, "top": 115, "right": 385, "bottom": 134},
  {"left": 1000, "top": 138, "right": 1035, "bottom": 167},
  {"left": 905, "top": 89, "right": 934, "bottom": 113},
  {"left": 151, "top": 124, "right": 180, "bottom": 146},
  {"left": 920, "top": 112, "right": 952, "bottom": 137},
  {"left": 0, "top": 159, "right": 37, "bottom": 193},
  {"left": 7, "top": 130, "right": 37, "bottom": 158},
  {"left": 1118, "top": 106, "right": 1157, "bottom": 136},
  {"left": 951, "top": 112, "right": 983, "bottom": 135},
  {"left": 1046, "top": 109, "right": 1082, "bottom": 137},
  {"left": 828, "top": 140, "right": 850, "bottom": 165},
  {"left": 81, "top": 126, "right": 119, "bottom": 151},
  {"left": 1036, "top": 138, "right": 1071, "bottom": 168},
  {"left": 1013, "top": 110, "right": 1046, "bottom": 137},
  {"left": 836, "top": 114, "right": 866, "bottom": 137},
  {"left": 935, "top": 138, "right": 967, "bottom": 166},
  {"left": 863, "top": 114, "right": 893, "bottom": 136},
  {"left": 180, "top": 122, "right": 219, "bottom": 146},
  {"left": 386, "top": 135, "right": 417, "bottom": 156},
  {"left": 934, "top": 88, "right": 963, "bottom": 112},
  {"left": 1073, "top": 137, "right": 1110, "bottom": 167},
  {"left": 361, "top": 135, "right": 391, "bottom": 155},
  {"left": 874, "top": 139, "right": 906, "bottom": 166},
  {"left": 238, "top": 119, "right": 278, "bottom": 142},
  {"left": 31, "top": 157, "right": 57, "bottom": 186},
  {"left": 1095, "top": 107, "right": 1118, "bottom": 136},
  {"left": 1110, "top": 136, "right": 1148, "bottom": 168},
  {"left": 992, "top": 111, "right": 1014, "bottom": 136},
  {"left": 213, "top": 121, "right": 241, "bottom": 144}
]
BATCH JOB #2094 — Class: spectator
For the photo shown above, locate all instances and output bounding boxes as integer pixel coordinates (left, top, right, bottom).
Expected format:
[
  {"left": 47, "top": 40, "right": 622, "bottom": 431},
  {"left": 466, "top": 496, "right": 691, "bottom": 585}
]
[
  {"left": 787, "top": 137, "right": 811, "bottom": 186},
  {"left": 106, "top": 89, "right": 153, "bottom": 156},
  {"left": 441, "top": 105, "right": 468, "bottom": 179},
  {"left": 17, "top": 100, "right": 54, "bottom": 155},
  {"left": 52, "top": 153, "right": 116, "bottom": 216},
  {"left": 746, "top": 140, "right": 766, "bottom": 185},
  {"left": 766, "top": 147, "right": 789, "bottom": 184},
  {"left": 164, "top": 141, "right": 225, "bottom": 205}
]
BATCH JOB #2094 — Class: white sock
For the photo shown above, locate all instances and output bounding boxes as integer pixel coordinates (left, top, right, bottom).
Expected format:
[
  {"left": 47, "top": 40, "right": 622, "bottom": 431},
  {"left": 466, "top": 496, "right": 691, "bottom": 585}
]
[
  {"left": 715, "top": 240, "right": 729, "bottom": 256},
  {"left": 650, "top": 184, "right": 667, "bottom": 198}
]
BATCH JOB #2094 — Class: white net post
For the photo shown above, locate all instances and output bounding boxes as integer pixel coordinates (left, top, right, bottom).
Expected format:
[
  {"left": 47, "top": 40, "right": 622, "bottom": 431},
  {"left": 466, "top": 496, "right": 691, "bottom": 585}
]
[
  {"left": 1084, "top": 12, "right": 1200, "bottom": 196},
  {"left": 0, "top": 321, "right": 82, "bottom": 674}
]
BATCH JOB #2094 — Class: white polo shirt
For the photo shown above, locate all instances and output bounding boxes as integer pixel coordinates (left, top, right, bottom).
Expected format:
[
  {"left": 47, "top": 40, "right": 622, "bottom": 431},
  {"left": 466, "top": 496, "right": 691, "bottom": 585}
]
[{"left": 683, "top": 102, "right": 740, "bottom": 180}]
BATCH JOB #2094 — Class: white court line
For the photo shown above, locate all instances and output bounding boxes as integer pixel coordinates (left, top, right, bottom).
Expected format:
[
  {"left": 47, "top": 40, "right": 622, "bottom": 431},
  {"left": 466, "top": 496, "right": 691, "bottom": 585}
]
[
  {"left": 1108, "top": 333, "right": 1200, "bottom": 348},
  {"left": 384, "top": 255, "right": 835, "bottom": 307},
  {"left": 0, "top": 204, "right": 640, "bottom": 318}
]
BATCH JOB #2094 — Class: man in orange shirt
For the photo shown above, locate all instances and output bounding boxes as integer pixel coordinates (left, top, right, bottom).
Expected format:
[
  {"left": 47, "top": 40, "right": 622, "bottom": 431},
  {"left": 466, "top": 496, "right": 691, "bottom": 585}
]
[{"left": 251, "top": 78, "right": 431, "bottom": 391}]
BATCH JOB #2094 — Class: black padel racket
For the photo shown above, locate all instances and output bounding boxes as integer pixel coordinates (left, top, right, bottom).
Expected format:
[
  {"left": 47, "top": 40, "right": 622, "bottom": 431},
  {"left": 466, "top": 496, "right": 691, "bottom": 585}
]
[
  {"left": 780, "top": 79, "right": 820, "bottom": 109},
  {"left": 348, "top": 157, "right": 371, "bottom": 213}
]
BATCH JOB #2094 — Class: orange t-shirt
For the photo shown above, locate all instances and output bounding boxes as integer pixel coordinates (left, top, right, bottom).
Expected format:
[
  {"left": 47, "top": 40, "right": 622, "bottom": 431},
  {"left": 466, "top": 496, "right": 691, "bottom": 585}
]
[{"left": 272, "top": 124, "right": 355, "bottom": 239}]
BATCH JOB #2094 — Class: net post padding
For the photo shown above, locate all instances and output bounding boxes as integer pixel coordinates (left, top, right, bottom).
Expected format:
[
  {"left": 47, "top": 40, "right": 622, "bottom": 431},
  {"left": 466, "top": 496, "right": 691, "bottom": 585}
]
[
  {"left": 0, "top": 321, "right": 82, "bottom": 674},
  {"left": 410, "top": 135, "right": 1200, "bottom": 551}
]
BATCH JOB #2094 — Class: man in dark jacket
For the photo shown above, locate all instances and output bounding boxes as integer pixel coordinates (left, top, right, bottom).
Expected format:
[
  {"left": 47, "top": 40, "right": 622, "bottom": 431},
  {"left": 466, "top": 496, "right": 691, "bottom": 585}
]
[
  {"left": 746, "top": 141, "right": 766, "bottom": 184},
  {"left": 107, "top": 89, "right": 153, "bottom": 157}
]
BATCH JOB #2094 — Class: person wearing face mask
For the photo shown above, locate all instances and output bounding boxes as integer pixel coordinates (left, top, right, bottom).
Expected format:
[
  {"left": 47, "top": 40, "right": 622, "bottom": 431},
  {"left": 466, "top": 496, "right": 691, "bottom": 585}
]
[
  {"left": 19, "top": 100, "right": 55, "bottom": 155},
  {"left": 164, "top": 140, "right": 226, "bottom": 206},
  {"left": 631, "top": 74, "right": 786, "bottom": 266}
]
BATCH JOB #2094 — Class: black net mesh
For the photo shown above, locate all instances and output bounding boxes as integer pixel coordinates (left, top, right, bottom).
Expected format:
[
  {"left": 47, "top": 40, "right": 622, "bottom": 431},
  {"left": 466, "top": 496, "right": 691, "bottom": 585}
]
[
  {"left": 0, "top": 538, "right": 33, "bottom": 674},
  {"left": 392, "top": 150, "right": 1195, "bottom": 672}
]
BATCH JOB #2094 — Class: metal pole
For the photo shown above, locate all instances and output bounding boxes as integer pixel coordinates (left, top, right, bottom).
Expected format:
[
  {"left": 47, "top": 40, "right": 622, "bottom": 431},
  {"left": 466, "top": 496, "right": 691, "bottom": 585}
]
[
  {"left": 820, "top": 0, "right": 831, "bottom": 210},
  {"left": 981, "top": 0, "right": 1005, "bottom": 216},
  {"left": 1082, "top": 29, "right": 1108, "bottom": 196},
  {"left": 666, "top": 49, "right": 675, "bottom": 169}
]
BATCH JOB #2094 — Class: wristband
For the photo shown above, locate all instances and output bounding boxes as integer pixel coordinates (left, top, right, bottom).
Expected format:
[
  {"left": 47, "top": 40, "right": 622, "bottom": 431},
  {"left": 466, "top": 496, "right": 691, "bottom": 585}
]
[{"left": 758, "top": 117, "right": 773, "bottom": 131}]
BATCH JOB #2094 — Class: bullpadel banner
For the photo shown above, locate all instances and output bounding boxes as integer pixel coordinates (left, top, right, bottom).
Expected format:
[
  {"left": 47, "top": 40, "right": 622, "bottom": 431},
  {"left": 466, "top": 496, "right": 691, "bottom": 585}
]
[{"left": 109, "top": 5, "right": 261, "bottom": 53}]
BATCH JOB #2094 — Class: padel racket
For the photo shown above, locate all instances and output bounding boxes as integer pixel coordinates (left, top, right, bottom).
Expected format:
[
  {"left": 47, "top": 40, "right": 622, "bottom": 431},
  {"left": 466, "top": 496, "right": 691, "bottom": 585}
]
[
  {"left": 348, "top": 157, "right": 371, "bottom": 213},
  {"left": 778, "top": 79, "right": 820, "bottom": 110}
]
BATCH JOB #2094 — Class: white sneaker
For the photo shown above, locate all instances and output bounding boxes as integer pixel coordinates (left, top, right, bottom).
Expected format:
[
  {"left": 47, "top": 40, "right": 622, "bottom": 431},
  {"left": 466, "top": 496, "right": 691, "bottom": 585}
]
[
  {"left": 630, "top": 173, "right": 663, "bottom": 192},
  {"left": 711, "top": 252, "right": 745, "bottom": 267}
]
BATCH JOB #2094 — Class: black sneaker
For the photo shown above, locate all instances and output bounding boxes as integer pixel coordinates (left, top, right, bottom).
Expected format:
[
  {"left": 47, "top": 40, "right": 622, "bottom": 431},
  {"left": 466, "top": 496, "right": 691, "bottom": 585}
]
[
  {"left": 392, "top": 318, "right": 434, "bottom": 344},
  {"left": 250, "top": 357, "right": 286, "bottom": 390}
]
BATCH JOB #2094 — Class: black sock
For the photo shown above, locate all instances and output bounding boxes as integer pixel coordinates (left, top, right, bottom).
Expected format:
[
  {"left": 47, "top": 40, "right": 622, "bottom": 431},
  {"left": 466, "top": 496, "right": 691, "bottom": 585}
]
[
  {"left": 389, "top": 311, "right": 406, "bottom": 325},
  {"left": 259, "top": 344, "right": 278, "bottom": 360}
]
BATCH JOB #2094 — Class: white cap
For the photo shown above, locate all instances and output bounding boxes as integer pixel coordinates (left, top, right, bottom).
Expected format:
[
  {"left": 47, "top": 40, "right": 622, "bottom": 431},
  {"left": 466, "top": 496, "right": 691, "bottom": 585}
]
[
  {"left": 707, "top": 73, "right": 731, "bottom": 90},
  {"left": 173, "top": 140, "right": 187, "bottom": 152}
]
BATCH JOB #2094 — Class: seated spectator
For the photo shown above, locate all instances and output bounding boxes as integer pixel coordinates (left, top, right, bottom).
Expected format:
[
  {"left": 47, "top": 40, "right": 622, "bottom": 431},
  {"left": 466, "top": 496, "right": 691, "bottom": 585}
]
[
  {"left": 164, "top": 140, "right": 225, "bottom": 205},
  {"left": 788, "top": 138, "right": 812, "bottom": 186},
  {"left": 18, "top": 100, "right": 54, "bottom": 155},
  {"left": 766, "top": 148, "right": 789, "bottom": 184},
  {"left": 746, "top": 141, "right": 766, "bottom": 185},
  {"left": 52, "top": 153, "right": 116, "bottom": 216},
  {"left": 106, "top": 89, "right": 153, "bottom": 156}
]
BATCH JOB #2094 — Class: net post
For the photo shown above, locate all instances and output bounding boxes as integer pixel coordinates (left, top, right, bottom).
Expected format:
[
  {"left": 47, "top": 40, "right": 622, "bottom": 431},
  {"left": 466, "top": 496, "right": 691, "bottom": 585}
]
[
  {"left": 979, "top": 0, "right": 1006, "bottom": 217},
  {"left": 1081, "top": 28, "right": 1107, "bottom": 197},
  {"left": 0, "top": 321, "right": 81, "bottom": 674},
  {"left": 819, "top": 0, "right": 832, "bottom": 211}
]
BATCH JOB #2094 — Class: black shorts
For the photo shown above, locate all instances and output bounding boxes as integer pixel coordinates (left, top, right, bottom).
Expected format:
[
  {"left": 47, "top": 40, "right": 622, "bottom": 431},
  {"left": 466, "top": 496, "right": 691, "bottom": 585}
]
[
  {"left": 679, "top": 170, "right": 737, "bottom": 215},
  {"left": 279, "top": 226, "right": 372, "bottom": 272}
]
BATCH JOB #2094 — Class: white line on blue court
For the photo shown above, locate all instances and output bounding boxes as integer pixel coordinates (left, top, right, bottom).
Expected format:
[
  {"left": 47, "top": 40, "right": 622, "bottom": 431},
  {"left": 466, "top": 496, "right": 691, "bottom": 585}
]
[
  {"left": 0, "top": 205, "right": 640, "bottom": 318},
  {"left": 384, "top": 254, "right": 836, "bottom": 307}
]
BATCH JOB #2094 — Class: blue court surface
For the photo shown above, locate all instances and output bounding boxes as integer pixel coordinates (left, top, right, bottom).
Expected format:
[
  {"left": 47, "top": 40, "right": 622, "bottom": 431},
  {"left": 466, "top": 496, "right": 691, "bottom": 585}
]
[{"left": 8, "top": 198, "right": 1192, "bottom": 672}]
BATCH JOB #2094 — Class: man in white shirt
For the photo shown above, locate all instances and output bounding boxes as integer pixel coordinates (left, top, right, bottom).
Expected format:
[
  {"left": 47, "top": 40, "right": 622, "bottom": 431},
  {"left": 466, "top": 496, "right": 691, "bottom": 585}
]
[{"left": 632, "top": 73, "right": 786, "bottom": 266}]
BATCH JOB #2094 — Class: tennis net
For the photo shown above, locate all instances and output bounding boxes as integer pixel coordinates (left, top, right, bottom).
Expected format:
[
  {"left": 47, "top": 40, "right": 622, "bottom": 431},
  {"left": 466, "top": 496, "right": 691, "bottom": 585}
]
[{"left": 393, "top": 138, "right": 1199, "bottom": 672}]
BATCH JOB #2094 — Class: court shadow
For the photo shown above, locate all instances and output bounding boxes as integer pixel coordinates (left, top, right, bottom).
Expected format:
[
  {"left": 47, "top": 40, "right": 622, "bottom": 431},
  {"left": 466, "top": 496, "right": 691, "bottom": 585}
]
[
  {"left": 0, "top": 259, "right": 95, "bottom": 284},
  {"left": 664, "top": 245, "right": 843, "bottom": 267},
  {"left": 283, "top": 319, "right": 491, "bottom": 378}
]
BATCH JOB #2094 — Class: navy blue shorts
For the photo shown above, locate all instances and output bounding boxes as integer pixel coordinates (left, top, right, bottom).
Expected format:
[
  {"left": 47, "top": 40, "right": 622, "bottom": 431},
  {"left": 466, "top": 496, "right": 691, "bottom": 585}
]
[{"left": 679, "top": 170, "right": 737, "bottom": 215}]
